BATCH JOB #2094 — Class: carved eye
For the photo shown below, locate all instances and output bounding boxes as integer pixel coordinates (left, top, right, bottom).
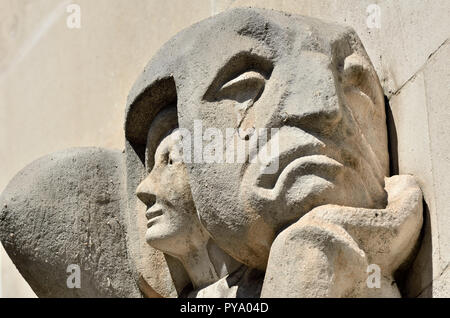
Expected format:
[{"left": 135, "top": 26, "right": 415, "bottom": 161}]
[
  {"left": 202, "top": 53, "right": 273, "bottom": 130},
  {"left": 215, "top": 71, "right": 266, "bottom": 103},
  {"left": 214, "top": 71, "right": 267, "bottom": 129},
  {"left": 203, "top": 52, "right": 273, "bottom": 105},
  {"left": 161, "top": 151, "right": 170, "bottom": 166}
]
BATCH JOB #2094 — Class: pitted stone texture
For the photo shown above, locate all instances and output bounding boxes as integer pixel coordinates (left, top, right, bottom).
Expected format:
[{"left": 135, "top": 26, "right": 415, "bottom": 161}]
[
  {"left": 0, "top": 148, "right": 141, "bottom": 297},
  {"left": 124, "top": 7, "right": 425, "bottom": 297},
  {"left": 262, "top": 175, "right": 423, "bottom": 297},
  {"left": 126, "top": 7, "right": 390, "bottom": 272},
  {"left": 389, "top": 41, "right": 450, "bottom": 297},
  {"left": 230, "top": 0, "right": 450, "bottom": 96},
  {"left": 0, "top": 6, "right": 429, "bottom": 298}
]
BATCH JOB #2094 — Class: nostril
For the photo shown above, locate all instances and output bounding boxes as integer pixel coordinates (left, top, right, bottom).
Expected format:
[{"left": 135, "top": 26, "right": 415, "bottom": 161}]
[
  {"left": 136, "top": 190, "right": 156, "bottom": 206},
  {"left": 136, "top": 176, "right": 157, "bottom": 206}
]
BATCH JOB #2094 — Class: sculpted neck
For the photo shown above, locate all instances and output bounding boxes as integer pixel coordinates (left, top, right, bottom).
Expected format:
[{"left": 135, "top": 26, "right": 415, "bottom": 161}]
[{"left": 176, "top": 239, "right": 241, "bottom": 290}]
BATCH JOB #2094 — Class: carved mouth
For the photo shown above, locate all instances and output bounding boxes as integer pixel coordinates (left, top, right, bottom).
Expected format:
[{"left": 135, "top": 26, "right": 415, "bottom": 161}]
[
  {"left": 255, "top": 142, "right": 342, "bottom": 190},
  {"left": 146, "top": 204, "right": 164, "bottom": 227},
  {"left": 246, "top": 154, "right": 343, "bottom": 224},
  {"left": 272, "top": 154, "right": 342, "bottom": 189}
]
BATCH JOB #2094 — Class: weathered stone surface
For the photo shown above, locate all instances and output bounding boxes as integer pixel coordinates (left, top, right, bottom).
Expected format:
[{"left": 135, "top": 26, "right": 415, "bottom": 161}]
[
  {"left": 0, "top": 147, "right": 141, "bottom": 297},
  {"left": 262, "top": 175, "right": 423, "bottom": 297},
  {"left": 0, "top": 7, "right": 432, "bottom": 298},
  {"left": 1, "top": 1, "right": 447, "bottom": 298},
  {"left": 136, "top": 130, "right": 244, "bottom": 296},
  {"left": 125, "top": 8, "right": 423, "bottom": 297},
  {"left": 230, "top": 0, "right": 450, "bottom": 95},
  {"left": 129, "top": 7, "right": 388, "bottom": 271},
  {"left": 418, "top": 266, "right": 450, "bottom": 298},
  {"left": 422, "top": 43, "right": 450, "bottom": 271},
  {"left": 124, "top": 125, "right": 188, "bottom": 298},
  {"left": 389, "top": 41, "right": 450, "bottom": 297}
]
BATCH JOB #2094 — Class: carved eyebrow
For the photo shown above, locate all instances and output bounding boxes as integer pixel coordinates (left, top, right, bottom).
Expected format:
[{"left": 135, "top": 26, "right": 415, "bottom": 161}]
[
  {"left": 220, "top": 71, "right": 265, "bottom": 90},
  {"left": 203, "top": 52, "right": 273, "bottom": 101},
  {"left": 145, "top": 107, "right": 178, "bottom": 172},
  {"left": 215, "top": 71, "right": 266, "bottom": 102}
]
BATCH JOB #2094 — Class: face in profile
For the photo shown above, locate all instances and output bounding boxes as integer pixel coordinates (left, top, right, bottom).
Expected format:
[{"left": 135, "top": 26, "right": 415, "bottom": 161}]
[{"left": 136, "top": 131, "right": 208, "bottom": 257}]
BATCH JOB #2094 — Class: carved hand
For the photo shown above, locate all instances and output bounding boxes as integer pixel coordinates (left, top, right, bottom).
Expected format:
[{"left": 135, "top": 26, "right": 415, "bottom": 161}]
[{"left": 261, "top": 175, "right": 423, "bottom": 297}]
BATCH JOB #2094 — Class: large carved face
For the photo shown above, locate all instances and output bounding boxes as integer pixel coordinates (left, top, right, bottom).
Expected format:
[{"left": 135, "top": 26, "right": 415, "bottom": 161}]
[{"left": 126, "top": 8, "right": 389, "bottom": 270}]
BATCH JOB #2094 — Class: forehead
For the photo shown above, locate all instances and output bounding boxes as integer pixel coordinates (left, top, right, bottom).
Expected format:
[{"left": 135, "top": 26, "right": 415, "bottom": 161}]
[
  {"left": 126, "top": 8, "right": 351, "bottom": 111},
  {"left": 155, "top": 132, "right": 179, "bottom": 154}
]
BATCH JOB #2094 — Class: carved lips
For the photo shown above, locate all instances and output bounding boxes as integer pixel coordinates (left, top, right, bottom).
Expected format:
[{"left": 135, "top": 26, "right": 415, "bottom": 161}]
[{"left": 146, "top": 203, "right": 164, "bottom": 228}]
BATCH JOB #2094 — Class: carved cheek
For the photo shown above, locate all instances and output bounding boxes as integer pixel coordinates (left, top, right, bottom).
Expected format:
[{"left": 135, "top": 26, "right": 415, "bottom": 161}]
[
  {"left": 281, "top": 55, "right": 343, "bottom": 135},
  {"left": 162, "top": 166, "right": 186, "bottom": 201}
]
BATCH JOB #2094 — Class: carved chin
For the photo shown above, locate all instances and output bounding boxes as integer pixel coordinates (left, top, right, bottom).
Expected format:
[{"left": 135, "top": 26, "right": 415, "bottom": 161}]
[
  {"left": 144, "top": 215, "right": 199, "bottom": 257},
  {"left": 145, "top": 220, "right": 176, "bottom": 246}
]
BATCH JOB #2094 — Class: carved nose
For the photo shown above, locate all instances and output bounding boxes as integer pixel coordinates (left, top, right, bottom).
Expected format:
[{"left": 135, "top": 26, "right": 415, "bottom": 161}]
[{"left": 136, "top": 176, "right": 156, "bottom": 206}]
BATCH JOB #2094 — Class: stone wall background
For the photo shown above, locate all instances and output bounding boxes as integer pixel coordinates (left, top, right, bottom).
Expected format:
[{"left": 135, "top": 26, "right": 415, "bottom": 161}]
[{"left": 0, "top": 0, "right": 448, "bottom": 297}]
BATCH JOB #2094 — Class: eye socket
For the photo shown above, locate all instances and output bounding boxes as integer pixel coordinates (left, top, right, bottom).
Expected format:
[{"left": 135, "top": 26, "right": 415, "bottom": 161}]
[
  {"left": 203, "top": 52, "right": 273, "bottom": 102},
  {"left": 161, "top": 151, "right": 170, "bottom": 166},
  {"left": 215, "top": 71, "right": 266, "bottom": 103}
]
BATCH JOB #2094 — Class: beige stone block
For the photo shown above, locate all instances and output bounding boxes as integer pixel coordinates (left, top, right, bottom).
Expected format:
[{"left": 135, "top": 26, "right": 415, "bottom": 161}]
[
  {"left": 389, "top": 74, "right": 437, "bottom": 296},
  {"left": 0, "top": 0, "right": 63, "bottom": 73},
  {"left": 211, "top": 0, "right": 237, "bottom": 15},
  {"left": 418, "top": 266, "right": 450, "bottom": 298},
  {"left": 422, "top": 42, "right": 450, "bottom": 270},
  {"left": 0, "top": 245, "right": 35, "bottom": 297},
  {"left": 389, "top": 42, "right": 450, "bottom": 297}
]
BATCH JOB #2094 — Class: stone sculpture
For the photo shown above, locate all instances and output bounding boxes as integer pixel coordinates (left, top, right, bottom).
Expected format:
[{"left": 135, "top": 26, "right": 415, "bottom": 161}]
[
  {"left": 134, "top": 110, "right": 260, "bottom": 297},
  {"left": 0, "top": 8, "right": 423, "bottom": 298}
]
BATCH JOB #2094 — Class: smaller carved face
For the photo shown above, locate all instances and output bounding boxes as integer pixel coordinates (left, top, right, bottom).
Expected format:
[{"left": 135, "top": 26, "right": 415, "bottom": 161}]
[{"left": 136, "top": 131, "right": 208, "bottom": 257}]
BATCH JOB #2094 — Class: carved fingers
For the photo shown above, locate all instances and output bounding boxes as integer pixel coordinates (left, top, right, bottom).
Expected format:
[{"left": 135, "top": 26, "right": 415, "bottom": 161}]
[
  {"left": 303, "top": 175, "right": 423, "bottom": 272},
  {"left": 261, "top": 216, "right": 368, "bottom": 297},
  {"left": 262, "top": 175, "right": 423, "bottom": 297}
]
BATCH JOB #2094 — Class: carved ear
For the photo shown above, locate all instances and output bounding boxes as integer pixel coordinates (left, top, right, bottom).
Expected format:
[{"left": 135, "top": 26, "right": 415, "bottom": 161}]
[
  {"left": 342, "top": 52, "right": 384, "bottom": 107},
  {"left": 0, "top": 148, "right": 144, "bottom": 297},
  {"left": 341, "top": 52, "right": 389, "bottom": 177}
]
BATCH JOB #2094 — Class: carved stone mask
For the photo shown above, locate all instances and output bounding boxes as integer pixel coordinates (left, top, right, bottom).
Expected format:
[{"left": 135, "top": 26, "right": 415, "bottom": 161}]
[{"left": 126, "top": 8, "right": 389, "bottom": 270}]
